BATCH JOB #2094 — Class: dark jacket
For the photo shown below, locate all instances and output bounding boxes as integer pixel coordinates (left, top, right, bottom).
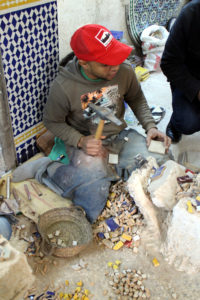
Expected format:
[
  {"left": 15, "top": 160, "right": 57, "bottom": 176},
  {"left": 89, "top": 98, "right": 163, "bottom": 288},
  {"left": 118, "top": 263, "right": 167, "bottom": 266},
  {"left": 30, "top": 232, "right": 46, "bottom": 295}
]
[{"left": 161, "top": 0, "right": 200, "bottom": 102}]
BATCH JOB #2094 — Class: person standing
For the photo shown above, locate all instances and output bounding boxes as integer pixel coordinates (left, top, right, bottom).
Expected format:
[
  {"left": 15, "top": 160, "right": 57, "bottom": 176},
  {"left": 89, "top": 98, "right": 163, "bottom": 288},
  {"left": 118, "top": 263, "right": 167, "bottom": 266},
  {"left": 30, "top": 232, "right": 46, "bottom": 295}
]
[{"left": 161, "top": 0, "right": 200, "bottom": 143}]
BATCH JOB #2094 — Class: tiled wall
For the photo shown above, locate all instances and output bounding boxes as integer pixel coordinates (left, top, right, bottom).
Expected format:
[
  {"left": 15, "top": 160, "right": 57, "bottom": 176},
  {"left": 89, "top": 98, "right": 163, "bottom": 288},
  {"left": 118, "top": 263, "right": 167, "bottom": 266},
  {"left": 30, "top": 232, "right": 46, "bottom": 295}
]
[
  {"left": 0, "top": 0, "right": 59, "bottom": 164},
  {"left": 128, "top": 0, "right": 183, "bottom": 47}
]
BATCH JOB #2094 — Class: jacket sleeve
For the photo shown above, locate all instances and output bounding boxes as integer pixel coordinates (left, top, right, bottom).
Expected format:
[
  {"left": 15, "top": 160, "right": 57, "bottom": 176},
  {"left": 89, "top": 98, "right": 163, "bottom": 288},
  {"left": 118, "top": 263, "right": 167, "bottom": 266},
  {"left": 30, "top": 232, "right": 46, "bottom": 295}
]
[
  {"left": 43, "top": 80, "right": 83, "bottom": 148},
  {"left": 160, "top": 4, "right": 200, "bottom": 102},
  {"left": 124, "top": 67, "right": 156, "bottom": 132}
]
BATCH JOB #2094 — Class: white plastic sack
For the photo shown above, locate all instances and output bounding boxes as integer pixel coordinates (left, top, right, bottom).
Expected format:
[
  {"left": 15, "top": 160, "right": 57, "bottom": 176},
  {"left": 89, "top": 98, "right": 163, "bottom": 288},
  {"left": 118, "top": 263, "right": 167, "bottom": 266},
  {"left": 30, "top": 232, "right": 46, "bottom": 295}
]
[{"left": 140, "top": 25, "right": 169, "bottom": 71}]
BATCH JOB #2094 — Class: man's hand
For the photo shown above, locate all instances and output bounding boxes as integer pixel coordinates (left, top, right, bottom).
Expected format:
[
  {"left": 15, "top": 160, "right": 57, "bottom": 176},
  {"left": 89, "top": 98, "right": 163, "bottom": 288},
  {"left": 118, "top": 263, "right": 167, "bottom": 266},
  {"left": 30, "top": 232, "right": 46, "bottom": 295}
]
[
  {"left": 78, "top": 135, "right": 107, "bottom": 157},
  {"left": 146, "top": 128, "right": 171, "bottom": 152}
]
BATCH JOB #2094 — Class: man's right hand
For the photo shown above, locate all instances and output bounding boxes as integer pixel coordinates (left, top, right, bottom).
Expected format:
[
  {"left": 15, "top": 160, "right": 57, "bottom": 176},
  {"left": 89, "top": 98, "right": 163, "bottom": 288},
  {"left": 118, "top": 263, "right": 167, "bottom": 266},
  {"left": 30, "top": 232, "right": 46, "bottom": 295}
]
[{"left": 78, "top": 135, "right": 106, "bottom": 156}]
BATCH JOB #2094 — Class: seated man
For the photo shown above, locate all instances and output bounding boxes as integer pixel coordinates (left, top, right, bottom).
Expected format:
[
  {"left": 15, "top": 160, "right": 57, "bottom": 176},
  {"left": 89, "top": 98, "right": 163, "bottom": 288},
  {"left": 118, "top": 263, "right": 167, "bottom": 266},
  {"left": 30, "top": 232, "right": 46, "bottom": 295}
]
[
  {"left": 161, "top": 0, "right": 200, "bottom": 143},
  {"left": 13, "top": 24, "right": 171, "bottom": 223}
]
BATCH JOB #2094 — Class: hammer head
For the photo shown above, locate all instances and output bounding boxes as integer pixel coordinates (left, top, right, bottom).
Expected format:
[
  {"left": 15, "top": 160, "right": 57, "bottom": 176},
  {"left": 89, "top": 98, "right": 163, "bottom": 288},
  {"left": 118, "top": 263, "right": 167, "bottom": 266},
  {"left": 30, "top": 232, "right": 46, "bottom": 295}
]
[{"left": 88, "top": 103, "right": 122, "bottom": 126}]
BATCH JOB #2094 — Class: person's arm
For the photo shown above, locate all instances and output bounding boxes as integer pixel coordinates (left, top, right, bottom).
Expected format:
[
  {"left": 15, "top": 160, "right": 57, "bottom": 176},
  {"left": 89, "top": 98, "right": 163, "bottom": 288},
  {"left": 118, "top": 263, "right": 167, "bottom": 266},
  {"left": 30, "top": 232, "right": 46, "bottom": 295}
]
[
  {"left": 124, "top": 68, "right": 156, "bottom": 132},
  {"left": 43, "top": 80, "right": 84, "bottom": 148},
  {"left": 160, "top": 3, "right": 200, "bottom": 102},
  {"left": 43, "top": 80, "right": 105, "bottom": 155},
  {"left": 125, "top": 67, "right": 171, "bottom": 150}
]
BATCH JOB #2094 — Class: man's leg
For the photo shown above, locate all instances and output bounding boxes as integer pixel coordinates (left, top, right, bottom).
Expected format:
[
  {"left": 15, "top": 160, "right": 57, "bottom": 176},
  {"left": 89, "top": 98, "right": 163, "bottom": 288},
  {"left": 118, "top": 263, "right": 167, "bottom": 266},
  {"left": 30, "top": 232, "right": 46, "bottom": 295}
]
[
  {"left": 12, "top": 149, "right": 111, "bottom": 223},
  {"left": 116, "top": 129, "right": 173, "bottom": 180},
  {"left": 167, "top": 87, "right": 200, "bottom": 142},
  {"left": 0, "top": 217, "right": 12, "bottom": 240},
  {"left": 39, "top": 148, "right": 111, "bottom": 223}
]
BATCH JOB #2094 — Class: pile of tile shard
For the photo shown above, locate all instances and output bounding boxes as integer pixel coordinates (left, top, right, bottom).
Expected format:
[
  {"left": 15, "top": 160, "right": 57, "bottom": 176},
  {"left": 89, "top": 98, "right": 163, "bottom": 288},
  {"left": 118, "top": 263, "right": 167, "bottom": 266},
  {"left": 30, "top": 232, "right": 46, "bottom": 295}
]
[
  {"left": 25, "top": 280, "right": 91, "bottom": 300},
  {"left": 105, "top": 267, "right": 150, "bottom": 299},
  {"left": 176, "top": 171, "right": 200, "bottom": 212},
  {"left": 93, "top": 180, "right": 144, "bottom": 252}
]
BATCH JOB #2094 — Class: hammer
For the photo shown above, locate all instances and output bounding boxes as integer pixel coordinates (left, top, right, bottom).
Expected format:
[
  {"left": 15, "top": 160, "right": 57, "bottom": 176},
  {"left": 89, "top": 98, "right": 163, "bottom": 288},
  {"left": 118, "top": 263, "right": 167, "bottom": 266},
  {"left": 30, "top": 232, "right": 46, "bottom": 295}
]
[{"left": 88, "top": 103, "right": 122, "bottom": 139}]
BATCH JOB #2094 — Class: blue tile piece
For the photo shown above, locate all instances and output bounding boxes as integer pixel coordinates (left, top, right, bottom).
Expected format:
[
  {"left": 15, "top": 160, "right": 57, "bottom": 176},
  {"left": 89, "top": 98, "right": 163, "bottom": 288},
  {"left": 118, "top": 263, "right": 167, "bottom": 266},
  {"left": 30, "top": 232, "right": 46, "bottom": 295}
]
[{"left": 106, "top": 218, "right": 120, "bottom": 232}]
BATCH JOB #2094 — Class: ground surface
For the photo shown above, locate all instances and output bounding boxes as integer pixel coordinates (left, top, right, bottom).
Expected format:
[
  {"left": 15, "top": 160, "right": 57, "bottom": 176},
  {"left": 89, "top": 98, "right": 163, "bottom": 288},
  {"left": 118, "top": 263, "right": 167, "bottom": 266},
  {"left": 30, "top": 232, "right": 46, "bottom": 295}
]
[
  {"left": 12, "top": 222, "right": 200, "bottom": 300},
  {"left": 9, "top": 71, "right": 200, "bottom": 300}
]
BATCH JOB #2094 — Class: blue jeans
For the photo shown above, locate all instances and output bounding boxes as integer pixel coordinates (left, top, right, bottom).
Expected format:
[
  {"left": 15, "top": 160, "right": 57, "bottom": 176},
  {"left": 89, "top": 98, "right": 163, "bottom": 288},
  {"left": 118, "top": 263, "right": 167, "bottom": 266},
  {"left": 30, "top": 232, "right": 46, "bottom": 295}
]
[
  {"left": 36, "top": 129, "right": 172, "bottom": 223},
  {"left": 170, "top": 87, "right": 200, "bottom": 134},
  {"left": 0, "top": 217, "right": 12, "bottom": 240}
]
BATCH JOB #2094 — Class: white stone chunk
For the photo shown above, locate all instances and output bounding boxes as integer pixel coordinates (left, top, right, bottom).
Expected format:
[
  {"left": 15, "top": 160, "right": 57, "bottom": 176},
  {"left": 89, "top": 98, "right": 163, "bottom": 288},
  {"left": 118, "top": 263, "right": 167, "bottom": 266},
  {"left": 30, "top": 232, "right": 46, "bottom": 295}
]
[
  {"left": 162, "top": 198, "right": 200, "bottom": 273},
  {"left": 0, "top": 235, "right": 35, "bottom": 300},
  {"left": 108, "top": 153, "right": 119, "bottom": 164},
  {"left": 148, "top": 140, "right": 166, "bottom": 155},
  {"left": 148, "top": 160, "right": 185, "bottom": 210}
]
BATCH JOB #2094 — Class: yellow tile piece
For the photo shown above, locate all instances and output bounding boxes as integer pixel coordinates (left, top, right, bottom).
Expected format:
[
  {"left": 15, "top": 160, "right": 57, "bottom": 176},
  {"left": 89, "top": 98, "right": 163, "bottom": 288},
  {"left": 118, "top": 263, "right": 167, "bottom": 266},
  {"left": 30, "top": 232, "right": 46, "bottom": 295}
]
[
  {"left": 77, "top": 280, "right": 83, "bottom": 287},
  {"left": 113, "top": 264, "right": 118, "bottom": 270},
  {"left": 196, "top": 196, "right": 200, "bottom": 201},
  {"left": 75, "top": 287, "right": 81, "bottom": 293},
  {"left": 135, "top": 66, "right": 150, "bottom": 82},
  {"left": 84, "top": 289, "right": 90, "bottom": 296},
  {"left": 65, "top": 280, "right": 69, "bottom": 286},
  {"left": 121, "top": 233, "right": 132, "bottom": 241},
  {"left": 107, "top": 262, "right": 113, "bottom": 267},
  {"left": 113, "top": 241, "right": 124, "bottom": 250},
  {"left": 115, "top": 260, "right": 121, "bottom": 265},
  {"left": 73, "top": 294, "right": 78, "bottom": 300},
  {"left": 152, "top": 258, "right": 160, "bottom": 267},
  {"left": 187, "top": 200, "right": 194, "bottom": 213},
  {"left": 110, "top": 192, "right": 116, "bottom": 199},
  {"left": 106, "top": 200, "right": 111, "bottom": 208},
  {"left": 59, "top": 292, "right": 64, "bottom": 299}
]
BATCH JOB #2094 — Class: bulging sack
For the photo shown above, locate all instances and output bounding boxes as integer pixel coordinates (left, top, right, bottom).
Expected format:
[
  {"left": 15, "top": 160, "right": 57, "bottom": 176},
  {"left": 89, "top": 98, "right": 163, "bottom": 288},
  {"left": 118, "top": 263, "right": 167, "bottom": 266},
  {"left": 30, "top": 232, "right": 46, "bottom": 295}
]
[{"left": 140, "top": 25, "right": 169, "bottom": 71}]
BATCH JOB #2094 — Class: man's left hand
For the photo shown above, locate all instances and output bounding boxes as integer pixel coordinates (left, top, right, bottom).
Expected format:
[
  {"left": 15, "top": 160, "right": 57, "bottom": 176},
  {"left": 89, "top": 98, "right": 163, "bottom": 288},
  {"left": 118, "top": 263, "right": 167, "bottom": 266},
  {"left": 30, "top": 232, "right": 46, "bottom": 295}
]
[{"left": 146, "top": 127, "right": 171, "bottom": 152}]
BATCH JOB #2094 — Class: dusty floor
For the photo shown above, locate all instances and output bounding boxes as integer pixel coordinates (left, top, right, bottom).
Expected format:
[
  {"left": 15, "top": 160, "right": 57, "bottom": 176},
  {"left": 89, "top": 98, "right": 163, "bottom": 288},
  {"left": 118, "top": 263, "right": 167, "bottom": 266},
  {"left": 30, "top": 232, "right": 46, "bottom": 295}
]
[
  {"left": 8, "top": 70, "right": 200, "bottom": 300},
  {"left": 12, "top": 215, "right": 200, "bottom": 300}
]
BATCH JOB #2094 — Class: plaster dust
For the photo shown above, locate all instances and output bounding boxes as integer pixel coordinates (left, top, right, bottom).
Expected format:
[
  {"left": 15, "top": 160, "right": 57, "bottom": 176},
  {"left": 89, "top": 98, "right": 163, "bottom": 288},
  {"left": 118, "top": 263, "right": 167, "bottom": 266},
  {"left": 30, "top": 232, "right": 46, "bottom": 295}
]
[{"left": 12, "top": 71, "right": 200, "bottom": 299}]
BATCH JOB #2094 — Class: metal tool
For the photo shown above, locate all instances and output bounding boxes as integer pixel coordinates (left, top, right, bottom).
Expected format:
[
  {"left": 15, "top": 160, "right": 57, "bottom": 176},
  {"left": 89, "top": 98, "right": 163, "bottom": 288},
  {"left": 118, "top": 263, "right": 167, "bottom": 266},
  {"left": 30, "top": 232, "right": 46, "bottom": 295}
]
[
  {"left": 88, "top": 103, "right": 122, "bottom": 140},
  {"left": 30, "top": 182, "right": 42, "bottom": 197},
  {"left": 0, "top": 177, "right": 19, "bottom": 215},
  {"left": 24, "top": 184, "right": 31, "bottom": 201},
  {"left": 12, "top": 187, "right": 21, "bottom": 204},
  {"left": 3, "top": 176, "right": 15, "bottom": 214}
]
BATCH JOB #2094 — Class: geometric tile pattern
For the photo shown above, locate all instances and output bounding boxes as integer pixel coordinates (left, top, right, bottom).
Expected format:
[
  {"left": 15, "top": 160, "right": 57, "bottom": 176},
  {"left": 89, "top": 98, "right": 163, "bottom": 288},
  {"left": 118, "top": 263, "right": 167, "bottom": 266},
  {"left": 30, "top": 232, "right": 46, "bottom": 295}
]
[
  {"left": 127, "top": 0, "right": 183, "bottom": 47},
  {"left": 0, "top": 0, "right": 42, "bottom": 11},
  {"left": 0, "top": 1, "right": 59, "bottom": 163}
]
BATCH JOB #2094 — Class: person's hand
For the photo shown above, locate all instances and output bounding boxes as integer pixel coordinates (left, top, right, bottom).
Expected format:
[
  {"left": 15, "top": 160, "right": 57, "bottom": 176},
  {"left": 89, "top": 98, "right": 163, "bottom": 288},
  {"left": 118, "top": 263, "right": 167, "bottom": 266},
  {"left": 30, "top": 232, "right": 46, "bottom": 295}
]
[
  {"left": 146, "top": 127, "right": 171, "bottom": 152},
  {"left": 78, "top": 135, "right": 107, "bottom": 157}
]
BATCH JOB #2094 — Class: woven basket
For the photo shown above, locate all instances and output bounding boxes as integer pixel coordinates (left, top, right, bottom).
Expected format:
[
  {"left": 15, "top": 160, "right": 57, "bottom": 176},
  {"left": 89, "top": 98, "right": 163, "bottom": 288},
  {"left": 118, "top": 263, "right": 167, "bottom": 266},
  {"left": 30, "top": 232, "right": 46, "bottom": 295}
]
[{"left": 37, "top": 206, "right": 92, "bottom": 257}]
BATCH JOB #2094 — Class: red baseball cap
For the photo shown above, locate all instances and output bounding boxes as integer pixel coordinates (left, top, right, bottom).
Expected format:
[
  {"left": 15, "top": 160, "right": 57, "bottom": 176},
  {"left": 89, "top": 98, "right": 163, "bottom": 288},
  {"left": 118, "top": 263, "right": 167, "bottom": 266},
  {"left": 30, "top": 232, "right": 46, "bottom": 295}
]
[{"left": 70, "top": 24, "right": 132, "bottom": 66}]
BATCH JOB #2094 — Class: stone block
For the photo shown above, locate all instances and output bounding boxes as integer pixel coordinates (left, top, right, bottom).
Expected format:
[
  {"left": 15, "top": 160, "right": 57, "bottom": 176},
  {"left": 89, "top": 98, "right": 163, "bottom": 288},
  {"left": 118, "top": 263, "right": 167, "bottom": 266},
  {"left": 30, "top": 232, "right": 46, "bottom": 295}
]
[
  {"left": 161, "top": 198, "right": 200, "bottom": 273},
  {"left": 148, "top": 160, "right": 185, "bottom": 210},
  {"left": 0, "top": 235, "right": 35, "bottom": 300}
]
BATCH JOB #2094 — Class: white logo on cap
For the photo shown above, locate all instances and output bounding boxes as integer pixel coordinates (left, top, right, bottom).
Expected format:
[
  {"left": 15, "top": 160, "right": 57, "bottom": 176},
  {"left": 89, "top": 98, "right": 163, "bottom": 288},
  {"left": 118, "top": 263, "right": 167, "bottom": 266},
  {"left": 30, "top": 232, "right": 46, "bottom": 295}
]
[{"left": 95, "top": 29, "right": 113, "bottom": 47}]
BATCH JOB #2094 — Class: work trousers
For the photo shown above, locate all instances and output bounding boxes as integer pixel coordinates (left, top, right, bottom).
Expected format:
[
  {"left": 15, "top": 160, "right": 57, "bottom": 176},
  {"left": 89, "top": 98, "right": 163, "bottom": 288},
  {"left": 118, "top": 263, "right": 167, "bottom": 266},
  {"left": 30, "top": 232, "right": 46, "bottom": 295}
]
[
  {"left": 36, "top": 129, "right": 171, "bottom": 223},
  {"left": 170, "top": 87, "right": 200, "bottom": 134},
  {"left": 0, "top": 216, "right": 12, "bottom": 240}
]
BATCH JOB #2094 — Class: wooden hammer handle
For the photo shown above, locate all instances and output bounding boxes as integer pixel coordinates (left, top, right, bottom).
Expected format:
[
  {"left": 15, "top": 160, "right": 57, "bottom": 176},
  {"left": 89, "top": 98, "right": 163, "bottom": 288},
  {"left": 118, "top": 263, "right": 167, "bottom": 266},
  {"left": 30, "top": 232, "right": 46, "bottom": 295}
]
[{"left": 95, "top": 119, "right": 105, "bottom": 140}]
